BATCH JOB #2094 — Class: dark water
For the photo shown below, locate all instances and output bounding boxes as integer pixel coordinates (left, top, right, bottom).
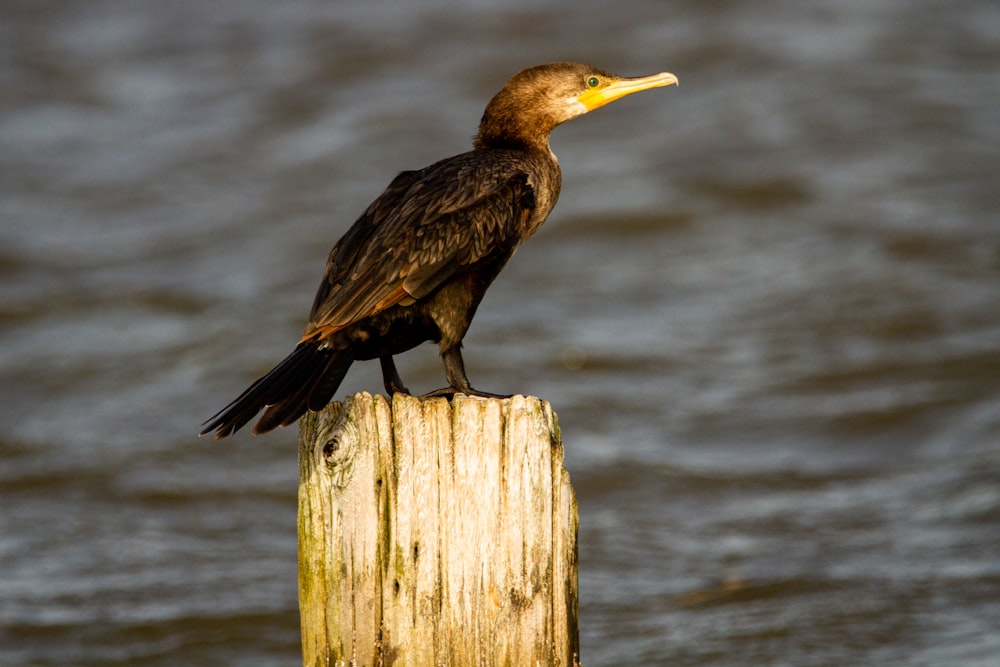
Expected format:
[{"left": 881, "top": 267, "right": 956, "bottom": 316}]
[{"left": 3, "top": 1, "right": 999, "bottom": 665}]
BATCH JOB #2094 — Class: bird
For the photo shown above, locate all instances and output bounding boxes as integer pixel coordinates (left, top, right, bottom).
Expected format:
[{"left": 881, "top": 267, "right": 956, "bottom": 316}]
[{"left": 200, "top": 62, "right": 678, "bottom": 439}]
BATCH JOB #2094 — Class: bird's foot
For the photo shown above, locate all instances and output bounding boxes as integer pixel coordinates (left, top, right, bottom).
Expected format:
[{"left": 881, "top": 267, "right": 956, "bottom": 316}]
[
  {"left": 420, "top": 386, "right": 512, "bottom": 400},
  {"left": 384, "top": 381, "right": 411, "bottom": 396},
  {"left": 379, "top": 356, "right": 410, "bottom": 396}
]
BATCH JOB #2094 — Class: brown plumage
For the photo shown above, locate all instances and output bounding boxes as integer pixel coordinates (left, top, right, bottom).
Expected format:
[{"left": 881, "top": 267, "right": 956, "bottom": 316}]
[{"left": 201, "top": 62, "right": 677, "bottom": 438}]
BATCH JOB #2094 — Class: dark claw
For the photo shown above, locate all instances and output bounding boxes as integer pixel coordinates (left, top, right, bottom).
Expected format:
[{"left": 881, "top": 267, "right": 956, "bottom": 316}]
[
  {"left": 420, "top": 386, "right": 511, "bottom": 400},
  {"left": 380, "top": 356, "right": 411, "bottom": 395}
]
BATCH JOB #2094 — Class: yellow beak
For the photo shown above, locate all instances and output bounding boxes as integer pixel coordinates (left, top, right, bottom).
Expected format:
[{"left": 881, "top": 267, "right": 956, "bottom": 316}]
[{"left": 577, "top": 71, "right": 679, "bottom": 112}]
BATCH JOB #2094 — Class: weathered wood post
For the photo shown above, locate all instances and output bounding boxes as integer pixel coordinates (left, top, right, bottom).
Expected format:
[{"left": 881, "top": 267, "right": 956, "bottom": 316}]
[{"left": 297, "top": 392, "right": 579, "bottom": 667}]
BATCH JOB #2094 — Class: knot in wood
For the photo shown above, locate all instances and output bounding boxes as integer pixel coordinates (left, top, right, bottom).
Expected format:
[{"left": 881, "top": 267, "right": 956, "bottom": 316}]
[
  {"left": 312, "top": 404, "right": 360, "bottom": 486},
  {"left": 322, "top": 435, "right": 341, "bottom": 458}
]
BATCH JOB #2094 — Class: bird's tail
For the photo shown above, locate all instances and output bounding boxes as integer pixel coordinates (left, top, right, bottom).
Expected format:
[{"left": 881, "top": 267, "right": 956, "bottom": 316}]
[{"left": 199, "top": 343, "right": 355, "bottom": 439}]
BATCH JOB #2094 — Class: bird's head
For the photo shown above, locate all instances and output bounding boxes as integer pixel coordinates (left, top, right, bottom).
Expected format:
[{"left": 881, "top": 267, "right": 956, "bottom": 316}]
[{"left": 475, "top": 62, "right": 678, "bottom": 150}]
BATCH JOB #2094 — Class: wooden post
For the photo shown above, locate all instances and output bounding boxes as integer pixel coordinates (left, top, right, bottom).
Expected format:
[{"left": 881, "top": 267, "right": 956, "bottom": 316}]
[{"left": 297, "top": 392, "right": 579, "bottom": 667}]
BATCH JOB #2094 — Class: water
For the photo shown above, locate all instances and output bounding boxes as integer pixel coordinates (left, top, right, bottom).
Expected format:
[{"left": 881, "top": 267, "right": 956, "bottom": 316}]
[{"left": 2, "top": 1, "right": 999, "bottom": 665}]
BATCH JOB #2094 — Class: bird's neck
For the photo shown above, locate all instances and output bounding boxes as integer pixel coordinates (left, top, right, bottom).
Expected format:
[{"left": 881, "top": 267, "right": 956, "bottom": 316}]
[
  {"left": 473, "top": 92, "right": 558, "bottom": 152},
  {"left": 474, "top": 122, "right": 552, "bottom": 152}
]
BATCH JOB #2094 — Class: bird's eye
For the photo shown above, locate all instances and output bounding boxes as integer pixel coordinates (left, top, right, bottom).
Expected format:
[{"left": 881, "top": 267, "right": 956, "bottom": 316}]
[{"left": 587, "top": 76, "right": 600, "bottom": 88}]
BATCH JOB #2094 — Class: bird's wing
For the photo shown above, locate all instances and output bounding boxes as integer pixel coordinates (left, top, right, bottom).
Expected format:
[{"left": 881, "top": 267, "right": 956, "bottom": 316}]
[{"left": 301, "top": 155, "right": 534, "bottom": 342}]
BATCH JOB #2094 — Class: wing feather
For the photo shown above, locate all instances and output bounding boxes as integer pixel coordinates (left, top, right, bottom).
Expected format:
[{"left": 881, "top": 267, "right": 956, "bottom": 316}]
[{"left": 301, "top": 153, "right": 534, "bottom": 342}]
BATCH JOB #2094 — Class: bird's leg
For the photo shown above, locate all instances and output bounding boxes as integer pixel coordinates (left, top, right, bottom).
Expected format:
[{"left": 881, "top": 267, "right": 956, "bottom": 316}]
[
  {"left": 422, "top": 346, "right": 510, "bottom": 399},
  {"left": 379, "top": 356, "right": 410, "bottom": 395}
]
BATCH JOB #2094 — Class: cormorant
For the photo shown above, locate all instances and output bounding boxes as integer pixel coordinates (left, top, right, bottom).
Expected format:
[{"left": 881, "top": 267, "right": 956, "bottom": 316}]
[{"left": 201, "top": 62, "right": 677, "bottom": 439}]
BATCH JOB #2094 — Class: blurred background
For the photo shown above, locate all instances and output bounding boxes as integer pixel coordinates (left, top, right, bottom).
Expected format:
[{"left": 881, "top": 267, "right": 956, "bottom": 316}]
[{"left": 2, "top": 1, "right": 998, "bottom": 665}]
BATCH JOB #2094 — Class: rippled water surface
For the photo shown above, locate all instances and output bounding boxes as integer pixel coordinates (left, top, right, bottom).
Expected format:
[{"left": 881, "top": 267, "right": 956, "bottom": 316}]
[{"left": 2, "top": 1, "right": 999, "bottom": 665}]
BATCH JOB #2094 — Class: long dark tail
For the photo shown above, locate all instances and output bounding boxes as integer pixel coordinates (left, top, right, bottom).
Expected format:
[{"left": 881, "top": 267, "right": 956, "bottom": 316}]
[{"left": 200, "top": 343, "right": 355, "bottom": 439}]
